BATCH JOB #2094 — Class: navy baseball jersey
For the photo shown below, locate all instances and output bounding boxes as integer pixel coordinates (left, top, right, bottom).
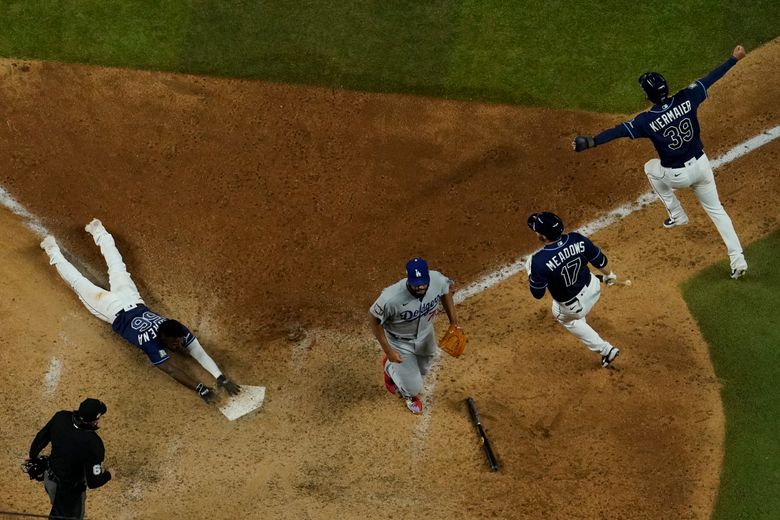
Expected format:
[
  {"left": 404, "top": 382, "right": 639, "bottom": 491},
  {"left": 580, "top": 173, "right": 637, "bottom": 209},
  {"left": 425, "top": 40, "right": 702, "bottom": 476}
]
[
  {"left": 528, "top": 232, "right": 608, "bottom": 302},
  {"left": 111, "top": 305, "right": 195, "bottom": 365},
  {"left": 594, "top": 56, "right": 738, "bottom": 168}
]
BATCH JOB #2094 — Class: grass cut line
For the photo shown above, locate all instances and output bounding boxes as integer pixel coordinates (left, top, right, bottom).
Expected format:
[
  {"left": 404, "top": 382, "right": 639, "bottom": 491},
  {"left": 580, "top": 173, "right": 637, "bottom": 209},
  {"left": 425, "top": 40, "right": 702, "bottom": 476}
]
[
  {"left": 1, "top": 3, "right": 778, "bottom": 112},
  {"left": 682, "top": 231, "right": 780, "bottom": 520}
]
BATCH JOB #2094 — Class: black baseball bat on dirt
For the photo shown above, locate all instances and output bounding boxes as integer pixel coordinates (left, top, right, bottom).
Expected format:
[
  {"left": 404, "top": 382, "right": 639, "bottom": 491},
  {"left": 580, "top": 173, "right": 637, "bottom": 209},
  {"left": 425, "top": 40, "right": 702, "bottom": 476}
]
[{"left": 466, "top": 397, "right": 499, "bottom": 471}]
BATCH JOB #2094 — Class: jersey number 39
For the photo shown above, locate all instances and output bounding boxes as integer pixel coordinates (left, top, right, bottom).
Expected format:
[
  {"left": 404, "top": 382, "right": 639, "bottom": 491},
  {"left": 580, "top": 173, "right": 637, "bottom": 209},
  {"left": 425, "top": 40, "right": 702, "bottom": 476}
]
[{"left": 664, "top": 117, "right": 693, "bottom": 150}]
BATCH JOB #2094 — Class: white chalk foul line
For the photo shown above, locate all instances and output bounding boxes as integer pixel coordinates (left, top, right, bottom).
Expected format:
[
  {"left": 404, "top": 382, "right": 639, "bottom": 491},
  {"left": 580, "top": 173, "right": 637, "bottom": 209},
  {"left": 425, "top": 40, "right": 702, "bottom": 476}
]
[
  {"left": 0, "top": 186, "right": 50, "bottom": 237},
  {"left": 455, "top": 124, "right": 780, "bottom": 304},
  {"left": 43, "top": 357, "right": 62, "bottom": 398},
  {"left": 415, "top": 124, "right": 780, "bottom": 448}
]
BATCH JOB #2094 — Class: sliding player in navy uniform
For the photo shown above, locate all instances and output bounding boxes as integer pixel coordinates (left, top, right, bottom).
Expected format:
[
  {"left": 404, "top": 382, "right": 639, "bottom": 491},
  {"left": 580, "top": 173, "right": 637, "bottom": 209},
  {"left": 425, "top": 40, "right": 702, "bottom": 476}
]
[
  {"left": 526, "top": 212, "right": 620, "bottom": 368},
  {"left": 40, "top": 219, "right": 242, "bottom": 403},
  {"left": 573, "top": 45, "right": 748, "bottom": 279}
]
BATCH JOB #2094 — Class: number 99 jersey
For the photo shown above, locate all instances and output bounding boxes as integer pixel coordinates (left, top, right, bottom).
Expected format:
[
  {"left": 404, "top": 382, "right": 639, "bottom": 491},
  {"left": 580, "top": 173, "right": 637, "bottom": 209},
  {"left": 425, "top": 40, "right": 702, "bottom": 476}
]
[
  {"left": 528, "top": 232, "right": 608, "bottom": 303},
  {"left": 620, "top": 82, "right": 708, "bottom": 168}
]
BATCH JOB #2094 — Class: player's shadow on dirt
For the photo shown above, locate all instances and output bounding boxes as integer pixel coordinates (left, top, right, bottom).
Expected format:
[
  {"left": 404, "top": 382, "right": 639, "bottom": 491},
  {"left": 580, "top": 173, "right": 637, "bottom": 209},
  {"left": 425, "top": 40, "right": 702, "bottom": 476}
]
[{"left": 445, "top": 146, "right": 519, "bottom": 187}]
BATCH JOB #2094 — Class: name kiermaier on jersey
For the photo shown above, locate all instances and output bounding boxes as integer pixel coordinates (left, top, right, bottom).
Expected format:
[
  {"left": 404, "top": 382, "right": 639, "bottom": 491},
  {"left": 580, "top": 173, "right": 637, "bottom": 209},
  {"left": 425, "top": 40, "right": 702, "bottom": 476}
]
[
  {"left": 545, "top": 241, "right": 586, "bottom": 271},
  {"left": 648, "top": 100, "right": 693, "bottom": 132}
]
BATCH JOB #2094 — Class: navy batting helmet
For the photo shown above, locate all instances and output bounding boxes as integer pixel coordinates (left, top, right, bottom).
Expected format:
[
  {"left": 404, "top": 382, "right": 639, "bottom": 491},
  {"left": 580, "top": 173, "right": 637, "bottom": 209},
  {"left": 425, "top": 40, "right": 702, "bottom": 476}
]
[
  {"left": 527, "top": 212, "right": 564, "bottom": 241},
  {"left": 638, "top": 72, "right": 668, "bottom": 104}
]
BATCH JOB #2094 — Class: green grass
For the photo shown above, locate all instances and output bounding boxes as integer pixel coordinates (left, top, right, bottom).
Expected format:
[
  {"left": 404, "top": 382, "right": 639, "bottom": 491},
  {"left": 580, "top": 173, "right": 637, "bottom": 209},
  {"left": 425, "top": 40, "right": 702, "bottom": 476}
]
[
  {"left": 682, "top": 231, "right": 780, "bottom": 520},
  {"left": 1, "top": 1, "right": 778, "bottom": 112}
]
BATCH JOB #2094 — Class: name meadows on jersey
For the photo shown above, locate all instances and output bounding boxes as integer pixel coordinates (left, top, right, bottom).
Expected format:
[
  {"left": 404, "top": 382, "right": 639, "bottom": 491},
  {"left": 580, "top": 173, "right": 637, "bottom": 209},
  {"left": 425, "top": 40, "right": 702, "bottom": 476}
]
[{"left": 544, "top": 241, "right": 587, "bottom": 271}]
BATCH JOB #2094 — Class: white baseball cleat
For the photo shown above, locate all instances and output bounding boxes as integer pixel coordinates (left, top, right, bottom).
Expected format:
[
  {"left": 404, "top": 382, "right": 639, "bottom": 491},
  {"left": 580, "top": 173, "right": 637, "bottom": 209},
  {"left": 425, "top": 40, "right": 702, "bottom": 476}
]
[
  {"left": 84, "top": 218, "right": 103, "bottom": 235},
  {"left": 663, "top": 216, "right": 689, "bottom": 229},
  {"left": 730, "top": 267, "right": 747, "bottom": 280},
  {"left": 601, "top": 346, "right": 620, "bottom": 368},
  {"left": 40, "top": 235, "right": 58, "bottom": 252}
]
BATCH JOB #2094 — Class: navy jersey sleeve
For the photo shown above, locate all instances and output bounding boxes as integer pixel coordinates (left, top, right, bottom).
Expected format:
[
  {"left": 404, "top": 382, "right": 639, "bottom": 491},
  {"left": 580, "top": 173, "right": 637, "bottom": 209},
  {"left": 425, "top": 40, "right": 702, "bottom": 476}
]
[
  {"left": 528, "top": 256, "right": 548, "bottom": 299},
  {"left": 183, "top": 326, "right": 196, "bottom": 348},
  {"left": 593, "top": 120, "right": 644, "bottom": 146},
  {"left": 699, "top": 56, "right": 738, "bottom": 90},
  {"left": 686, "top": 56, "right": 739, "bottom": 106},
  {"left": 579, "top": 234, "right": 608, "bottom": 269}
]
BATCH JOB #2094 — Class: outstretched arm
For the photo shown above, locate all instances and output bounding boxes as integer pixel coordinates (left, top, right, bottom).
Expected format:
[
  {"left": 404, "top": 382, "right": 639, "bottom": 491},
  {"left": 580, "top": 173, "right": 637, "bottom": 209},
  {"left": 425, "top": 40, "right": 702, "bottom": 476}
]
[
  {"left": 573, "top": 122, "right": 634, "bottom": 152},
  {"left": 186, "top": 338, "right": 222, "bottom": 379},
  {"left": 156, "top": 357, "right": 218, "bottom": 403},
  {"left": 698, "top": 45, "right": 745, "bottom": 90},
  {"left": 186, "top": 338, "right": 241, "bottom": 394},
  {"left": 156, "top": 355, "right": 200, "bottom": 389}
]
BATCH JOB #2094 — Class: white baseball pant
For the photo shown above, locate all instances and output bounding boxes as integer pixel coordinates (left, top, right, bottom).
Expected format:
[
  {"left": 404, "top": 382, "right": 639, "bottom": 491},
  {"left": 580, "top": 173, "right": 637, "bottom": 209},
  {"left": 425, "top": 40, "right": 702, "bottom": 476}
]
[
  {"left": 43, "top": 224, "right": 144, "bottom": 323},
  {"left": 552, "top": 274, "right": 615, "bottom": 357},
  {"left": 644, "top": 154, "right": 747, "bottom": 271}
]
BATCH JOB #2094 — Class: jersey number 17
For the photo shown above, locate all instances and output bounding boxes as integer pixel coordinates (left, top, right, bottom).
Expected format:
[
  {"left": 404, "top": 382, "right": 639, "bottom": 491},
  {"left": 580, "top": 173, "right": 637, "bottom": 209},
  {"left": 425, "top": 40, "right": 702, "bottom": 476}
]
[{"left": 561, "top": 258, "right": 583, "bottom": 287}]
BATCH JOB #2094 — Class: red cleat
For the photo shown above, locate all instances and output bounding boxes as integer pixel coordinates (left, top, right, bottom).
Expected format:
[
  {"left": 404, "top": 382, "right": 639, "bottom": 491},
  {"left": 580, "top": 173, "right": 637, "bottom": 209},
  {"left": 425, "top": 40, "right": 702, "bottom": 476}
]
[
  {"left": 404, "top": 395, "right": 423, "bottom": 415},
  {"left": 381, "top": 356, "right": 398, "bottom": 395}
]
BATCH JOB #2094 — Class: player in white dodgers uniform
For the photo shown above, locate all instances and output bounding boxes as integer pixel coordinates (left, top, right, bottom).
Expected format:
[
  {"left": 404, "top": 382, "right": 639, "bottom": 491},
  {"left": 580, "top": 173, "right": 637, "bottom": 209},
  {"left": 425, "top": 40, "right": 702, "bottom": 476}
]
[
  {"left": 369, "top": 258, "right": 460, "bottom": 414},
  {"left": 39, "top": 219, "right": 241, "bottom": 403}
]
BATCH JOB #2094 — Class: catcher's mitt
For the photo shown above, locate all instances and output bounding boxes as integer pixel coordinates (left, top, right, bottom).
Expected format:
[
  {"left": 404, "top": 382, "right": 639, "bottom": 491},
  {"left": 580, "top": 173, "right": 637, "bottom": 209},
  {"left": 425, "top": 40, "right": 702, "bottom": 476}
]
[
  {"left": 21, "top": 456, "right": 49, "bottom": 481},
  {"left": 439, "top": 324, "right": 466, "bottom": 357}
]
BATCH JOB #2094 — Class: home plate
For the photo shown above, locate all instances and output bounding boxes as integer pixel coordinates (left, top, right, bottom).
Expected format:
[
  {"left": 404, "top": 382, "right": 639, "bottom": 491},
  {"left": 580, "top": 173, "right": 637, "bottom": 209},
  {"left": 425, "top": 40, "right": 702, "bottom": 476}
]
[{"left": 218, "top": 385, "right": 266, "bottom": 421}]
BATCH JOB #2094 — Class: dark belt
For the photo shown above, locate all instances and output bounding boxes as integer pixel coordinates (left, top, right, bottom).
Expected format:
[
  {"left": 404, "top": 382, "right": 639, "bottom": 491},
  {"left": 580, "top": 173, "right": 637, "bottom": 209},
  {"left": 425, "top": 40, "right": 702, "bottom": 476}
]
[
  {"left": 662, "top": 150, "right": 703, "bottom": 169},
  {"left": 387, "top": 331, "right": 416, "bottom": 341},
  {"left": 561, "top": 296, "right": 579, "bottom": 306}
]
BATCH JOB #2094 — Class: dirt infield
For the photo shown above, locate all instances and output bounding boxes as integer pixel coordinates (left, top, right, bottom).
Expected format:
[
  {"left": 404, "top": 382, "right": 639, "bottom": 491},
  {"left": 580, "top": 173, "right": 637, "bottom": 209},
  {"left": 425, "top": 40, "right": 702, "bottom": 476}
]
[{"left": 1, "top": 40, "right": 778, "bottom": 519}]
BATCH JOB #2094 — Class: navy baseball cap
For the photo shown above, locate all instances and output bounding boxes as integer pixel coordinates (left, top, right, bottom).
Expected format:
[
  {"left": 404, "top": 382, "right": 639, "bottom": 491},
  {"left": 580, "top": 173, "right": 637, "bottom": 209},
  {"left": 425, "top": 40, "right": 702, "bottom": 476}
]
[
  {"left": 406, "top": 258, "right": 430, "bottom": 287},
  {"left": 78, "top": 398, "right": 107, "bottom": 422}
]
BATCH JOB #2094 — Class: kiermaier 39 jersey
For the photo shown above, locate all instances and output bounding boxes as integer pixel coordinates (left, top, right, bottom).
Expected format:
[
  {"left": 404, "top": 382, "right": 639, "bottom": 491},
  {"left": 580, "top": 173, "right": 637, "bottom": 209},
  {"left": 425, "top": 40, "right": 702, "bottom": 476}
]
[
  {"left": 594, "top": 56, "right": 738, "bottom": 168},
  {"left": 529, "top": 232, "right": 608, "bottom": 303},
  {"left": 111, "top": 304, "right": 196, "bottom": 365},
  {"left": 370, "top": 270, "right": 453, "bottom": 340}
]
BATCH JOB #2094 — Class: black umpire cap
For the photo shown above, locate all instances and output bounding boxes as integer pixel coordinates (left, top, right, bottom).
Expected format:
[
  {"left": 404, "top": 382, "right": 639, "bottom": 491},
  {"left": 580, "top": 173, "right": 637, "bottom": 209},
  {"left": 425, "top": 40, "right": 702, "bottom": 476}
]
[{"left": 78, "top": 398, "right": 107, "bottom": 422}]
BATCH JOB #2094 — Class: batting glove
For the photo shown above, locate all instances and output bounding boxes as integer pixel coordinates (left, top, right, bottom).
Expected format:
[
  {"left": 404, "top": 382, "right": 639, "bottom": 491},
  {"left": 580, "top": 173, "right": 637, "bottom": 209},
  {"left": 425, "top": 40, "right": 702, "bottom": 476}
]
[
  {"left": 573, "top": 135, "right": 595, "bottom": 152},
  {"left": 195, "top": 383, "right": 217, "bottom": 404},
  {"left": 217, "top": 375, "right": 242, "bottom": 396},
  {"left": 603, "top": 272, "right": 618, "bottom": 286}
]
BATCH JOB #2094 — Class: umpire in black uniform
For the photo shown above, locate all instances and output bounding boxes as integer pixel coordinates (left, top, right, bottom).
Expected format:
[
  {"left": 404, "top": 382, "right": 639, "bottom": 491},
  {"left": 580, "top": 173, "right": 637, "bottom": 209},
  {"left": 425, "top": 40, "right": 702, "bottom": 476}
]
[{"left": 28, "top": 398, "right": 113, "bottom": 520}]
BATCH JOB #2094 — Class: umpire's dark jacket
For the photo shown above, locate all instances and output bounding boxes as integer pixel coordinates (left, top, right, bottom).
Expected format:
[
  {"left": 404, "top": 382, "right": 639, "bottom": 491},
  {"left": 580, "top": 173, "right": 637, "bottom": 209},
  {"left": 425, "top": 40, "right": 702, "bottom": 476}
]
[{"left": 29, "top": 411, "right": 112, "bottom": 489}]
